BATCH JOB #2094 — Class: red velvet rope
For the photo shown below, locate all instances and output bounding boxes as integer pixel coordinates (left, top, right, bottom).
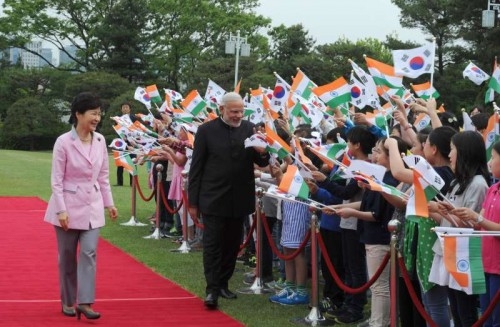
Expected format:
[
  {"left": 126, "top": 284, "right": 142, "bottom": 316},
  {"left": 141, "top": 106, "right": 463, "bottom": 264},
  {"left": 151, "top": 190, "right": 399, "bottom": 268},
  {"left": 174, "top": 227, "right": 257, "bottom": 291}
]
[
  {"left": 472, "top": 289, "right": 500, "bottom": 327},
  {"left": 158, "top": 181, "right": 183, "bottom": 214},
  {"left": 189, "top": 212, "right": 204, "bottom": 230},
  {"left": 398, "top": 257, "right": 438, "bottom": 327},
  {"left": 181, "top": 190, "right": 204, "bottom": 229},
  {"left": 239, "top": 217, "right": 257, "bottom": 251},
  {"left": 261, "top": 212, "right": 311, "bottom": 261},
  {"left": 134, "top": 175, "right": 156, "bottom": 202},
  {"left": 317, "top": 232, "right": 390, "bottom": 294}
]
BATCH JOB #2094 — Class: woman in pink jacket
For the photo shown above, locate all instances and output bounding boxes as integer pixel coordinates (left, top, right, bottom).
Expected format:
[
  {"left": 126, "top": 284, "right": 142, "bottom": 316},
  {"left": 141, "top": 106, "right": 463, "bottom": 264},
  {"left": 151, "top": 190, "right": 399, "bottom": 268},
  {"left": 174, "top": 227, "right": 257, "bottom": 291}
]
[{"left": 44, "top": 92, "right": 118, "bottom": 320}]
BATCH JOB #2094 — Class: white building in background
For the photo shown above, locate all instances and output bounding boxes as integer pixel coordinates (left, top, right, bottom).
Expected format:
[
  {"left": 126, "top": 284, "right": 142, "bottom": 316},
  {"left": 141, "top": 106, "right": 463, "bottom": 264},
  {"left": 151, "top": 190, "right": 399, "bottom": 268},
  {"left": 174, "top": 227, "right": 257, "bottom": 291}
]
[{"left": 21, "top": 41, "right": 43, "bottom": 68}]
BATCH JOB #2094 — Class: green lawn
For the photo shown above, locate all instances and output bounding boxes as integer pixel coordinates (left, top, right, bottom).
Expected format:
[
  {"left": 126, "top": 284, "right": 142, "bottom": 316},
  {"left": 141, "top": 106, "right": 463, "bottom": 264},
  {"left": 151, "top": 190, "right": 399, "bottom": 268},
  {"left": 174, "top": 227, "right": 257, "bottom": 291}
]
[{"left": 0, "top": 149, "right": 318, "bottom": 326}]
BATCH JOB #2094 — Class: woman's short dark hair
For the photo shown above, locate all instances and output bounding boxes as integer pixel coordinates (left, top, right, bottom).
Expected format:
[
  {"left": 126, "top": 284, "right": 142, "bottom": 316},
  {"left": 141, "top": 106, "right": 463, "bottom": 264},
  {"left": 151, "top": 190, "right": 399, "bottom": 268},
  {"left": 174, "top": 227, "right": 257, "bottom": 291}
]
[
  {"left": 450, "top": 131, "right": 490, "bottom": 195},
  {"left": 470, "top": 113, "right": 489, "bottom": 131},
  {"left": 326, "top": 127, "right": 346, "bottom": 144},
  {"left": 427, "top": 126, "right": 457, "bottom": 159},
  {"left": 415, "top": 126, "right": 432, "bottom": 144},
  {"left": 346, "top": 125, "right": 377, "bottom": 156},
  {"left": 69, "top": 92, "right": 102, "bottom": 126}
]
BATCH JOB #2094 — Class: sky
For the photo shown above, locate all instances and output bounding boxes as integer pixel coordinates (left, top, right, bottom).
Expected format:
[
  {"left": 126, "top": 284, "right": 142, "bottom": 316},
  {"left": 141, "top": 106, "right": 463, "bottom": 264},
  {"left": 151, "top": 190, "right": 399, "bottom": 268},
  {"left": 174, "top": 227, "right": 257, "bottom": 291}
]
[{"left": 255, "top": 0, "right": 428, "bottom": 44}]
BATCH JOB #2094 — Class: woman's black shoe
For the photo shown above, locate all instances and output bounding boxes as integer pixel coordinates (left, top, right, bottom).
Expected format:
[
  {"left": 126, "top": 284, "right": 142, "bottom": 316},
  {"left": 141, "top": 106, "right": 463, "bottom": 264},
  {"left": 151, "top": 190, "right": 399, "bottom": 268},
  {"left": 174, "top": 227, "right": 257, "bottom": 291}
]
[{"left": 75, "top": 305, "right": 100, "bottom": 320}]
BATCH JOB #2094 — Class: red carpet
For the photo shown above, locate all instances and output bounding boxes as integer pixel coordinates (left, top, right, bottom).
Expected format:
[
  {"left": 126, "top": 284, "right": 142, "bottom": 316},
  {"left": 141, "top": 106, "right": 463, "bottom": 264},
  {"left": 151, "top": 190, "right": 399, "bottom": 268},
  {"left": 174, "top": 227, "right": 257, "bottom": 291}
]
[{"left": 0, "top": 197, "right": 243, "bottom": 327}]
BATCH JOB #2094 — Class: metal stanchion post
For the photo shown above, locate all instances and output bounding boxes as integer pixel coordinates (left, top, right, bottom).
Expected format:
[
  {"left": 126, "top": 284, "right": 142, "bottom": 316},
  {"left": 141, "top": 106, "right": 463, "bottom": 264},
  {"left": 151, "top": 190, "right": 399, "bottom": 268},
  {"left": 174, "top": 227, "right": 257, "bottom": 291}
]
[
  {"left": 144, "top": 164, "right": 163, "bottom": 239},
  {"left": 388, "top": 218, "right": 401, "bottom": 327},
  {"left": 121, "top": 160, "right": 147, "bottom": 226},
  {"left": 171, "top": 170, "right": 191, "bottom": 253},
  {"left": 292, "top": 206, "right": 334, "bottom": 326},
  {"left": 238, "top": 187, "right": 273, "bottom": 295}
]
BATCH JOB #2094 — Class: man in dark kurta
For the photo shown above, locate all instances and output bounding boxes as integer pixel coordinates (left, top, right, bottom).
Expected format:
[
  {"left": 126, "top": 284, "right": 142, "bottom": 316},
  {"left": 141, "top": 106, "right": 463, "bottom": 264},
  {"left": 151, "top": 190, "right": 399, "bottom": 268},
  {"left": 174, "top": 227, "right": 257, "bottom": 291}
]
[{"left": 188, "top": 92, "right": 270, "bottom": 309}]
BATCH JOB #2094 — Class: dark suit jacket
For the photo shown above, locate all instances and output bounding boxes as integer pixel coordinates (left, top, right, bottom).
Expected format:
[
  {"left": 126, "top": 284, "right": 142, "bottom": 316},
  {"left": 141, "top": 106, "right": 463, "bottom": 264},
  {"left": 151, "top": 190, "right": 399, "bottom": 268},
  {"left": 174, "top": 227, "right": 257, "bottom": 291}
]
[{"left": 188, "top": 118, "right": 269, "bottom": 217}]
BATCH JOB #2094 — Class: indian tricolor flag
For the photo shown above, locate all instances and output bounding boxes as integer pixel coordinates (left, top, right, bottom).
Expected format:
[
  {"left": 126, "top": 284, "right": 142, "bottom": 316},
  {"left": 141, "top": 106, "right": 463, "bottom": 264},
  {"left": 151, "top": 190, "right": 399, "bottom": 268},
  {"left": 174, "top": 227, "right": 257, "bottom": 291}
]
[
  {"left": 181, "top": 90, "right": 206, "bottom": 117},
  {"left": 414, "top": 113, "right": 431, "bottom": 132},
  {"left": 311, "top": 77, "right": 351, "bottom": 108},
  {"left": 113, "top": 124, "right": 128, "bottom": 139},
  {"left": 365, "top": 56, "right": 403, "bottom": 89},
  {"left": 278, "top": 165, "right": 309, "bottom": 199},
  {"left": 411, "top": 82, "right": 440, "bottom": 100},
  {"left": 291, "top": 70, "right": 316, "bottom": 100},
  {"left": 172, "top": 107, "right": 194, "bottom": 123},
  {"left": 485, "top": 65, "right": 500, "bottom": 104},
  {"left": 265, "top": 125, "right": 291, "bottom": 160},
  {"left": 440, "top": 232, "right": 486, "bottom": 295},
  {"left": 113, "top": 151, "right": 137, "bottom": 176},
  {"left": 353, "top": 172, "right": 407, "bottom": 199},
  {"left": 293, "top": 138, "right": 313, "bottom": 166},
  {"left": 146, "top": 84, "right": 163, "bottom": 104},
  {"left": 365, "top": 112, "right": 388, "bottom": 130},
  {"left": 308, "top": 143, "right": 346, "bottom": 169},
  {"left": 482, "top": 112, "right": 500, "bottom": 161},
  {"left": 405, "top": 169, "right": 437, "bottom": 219}
]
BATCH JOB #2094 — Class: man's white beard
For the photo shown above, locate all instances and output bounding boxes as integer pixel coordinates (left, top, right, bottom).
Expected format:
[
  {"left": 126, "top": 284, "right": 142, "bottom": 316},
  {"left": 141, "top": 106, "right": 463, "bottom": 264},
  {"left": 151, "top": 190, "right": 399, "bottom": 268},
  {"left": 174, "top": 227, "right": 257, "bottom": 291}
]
[{"left": 222, "top": 116, "right": 242, "bottom": 128}]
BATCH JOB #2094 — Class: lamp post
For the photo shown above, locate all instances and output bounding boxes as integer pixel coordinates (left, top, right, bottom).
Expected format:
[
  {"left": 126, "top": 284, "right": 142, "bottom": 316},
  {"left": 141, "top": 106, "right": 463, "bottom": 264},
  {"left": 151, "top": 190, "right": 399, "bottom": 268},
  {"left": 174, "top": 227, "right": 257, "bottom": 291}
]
[{"left": 225, "top": 30, "right": 250, "bottom": 89}]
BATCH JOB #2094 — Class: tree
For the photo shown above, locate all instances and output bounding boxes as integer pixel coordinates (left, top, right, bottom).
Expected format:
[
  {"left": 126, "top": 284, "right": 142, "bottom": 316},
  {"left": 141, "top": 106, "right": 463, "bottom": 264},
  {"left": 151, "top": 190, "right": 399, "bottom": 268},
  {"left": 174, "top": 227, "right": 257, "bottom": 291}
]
[
  {"left": 314, "top": 37, "right": 395, "bottom": 84},
  {"left": 147, "top": 0, "right": 270, "bottom": 91},
  {"left": 1, "top": 97, "right": 66, "bottom": 150},
  {"left": 266, "top": 24, "right": 316, "bottom": 82},
  {"left": 0, "top": 67, "right": 72, "bottom": 119},
  {"left": 62, "top": 72, "right": 131, "bottom": 107},
  {"left": 94, "top": 0, "right": 152, "bottom": 82},
  {"left": 0, "top": 0, "right": 270, "bottom": 89}
]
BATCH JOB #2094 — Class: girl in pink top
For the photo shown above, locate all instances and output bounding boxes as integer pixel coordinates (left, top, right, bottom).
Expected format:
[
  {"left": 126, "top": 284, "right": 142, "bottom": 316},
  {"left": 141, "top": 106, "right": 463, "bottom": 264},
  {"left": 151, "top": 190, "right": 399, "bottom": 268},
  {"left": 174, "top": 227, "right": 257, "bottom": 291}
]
[
  {"left": 162, "top": 125, "right": 194, "bottom": 241},
  {"left": 452, "top": 140, "right": 500, "bottom": 327}
]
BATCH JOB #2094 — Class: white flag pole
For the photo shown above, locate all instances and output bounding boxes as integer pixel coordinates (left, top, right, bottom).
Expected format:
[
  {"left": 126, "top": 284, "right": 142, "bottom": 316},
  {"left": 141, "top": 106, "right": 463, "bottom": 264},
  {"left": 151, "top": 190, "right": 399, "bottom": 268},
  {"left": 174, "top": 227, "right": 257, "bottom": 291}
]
[{"left": 429, "top": 37, "right": 437, "bottom": 93}]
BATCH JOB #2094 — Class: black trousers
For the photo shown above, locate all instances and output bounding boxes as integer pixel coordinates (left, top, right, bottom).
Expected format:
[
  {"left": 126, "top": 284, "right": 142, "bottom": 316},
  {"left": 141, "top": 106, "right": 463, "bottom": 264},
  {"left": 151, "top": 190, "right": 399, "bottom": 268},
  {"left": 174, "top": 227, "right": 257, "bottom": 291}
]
[
  {"left": 116, "top": 166, "right": 133, "bottom": 186},
  {"left": 202, "top": 214, "right": 245, "bottom": 295},
  {"left": 261, "top": 216, "right": 277, "bottom": 279},
  {"left": 341, "top": 228, "right": 367, "bottom": 315},
  {"left": 448, "top": 288, "right": 478, "bottom": 327},
  {"left": 398, "top": 276, "right": 425, "bottom": 326},
  {"left": 320, "top": 227, "right": 345, "bottom": 306},
  {"left": 152, "top": 161, "right": 173, "bottom": 227}
]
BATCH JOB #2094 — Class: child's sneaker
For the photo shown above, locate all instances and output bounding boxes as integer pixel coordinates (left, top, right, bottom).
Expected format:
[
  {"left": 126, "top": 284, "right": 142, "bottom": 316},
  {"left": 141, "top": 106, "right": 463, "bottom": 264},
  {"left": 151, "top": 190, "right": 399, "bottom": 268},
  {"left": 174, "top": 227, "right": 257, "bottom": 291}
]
[
  {"left": 318, "top": 297, "right": 333, "bottom": 313},
  {"left": 266, "top": 277, "right": 286, "bottom": 290},
  {"left": 276, "top": 292, "right": 309, "bottom": 306},
  {"left": 269, "top": 287, "right": 294, "bottom": 304}
]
